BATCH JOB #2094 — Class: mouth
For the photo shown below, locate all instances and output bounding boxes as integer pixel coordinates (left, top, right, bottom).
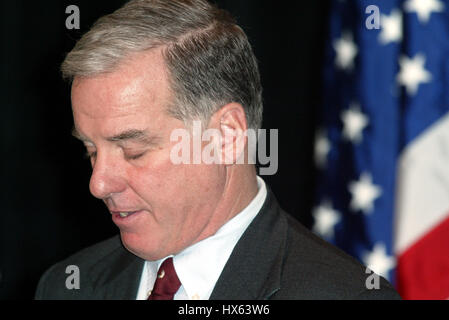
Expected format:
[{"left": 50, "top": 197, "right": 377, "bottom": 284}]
[
  {"left": 110, "top": 210, "right": 140, "bottom": 219},
  {"left": 110, "top": 209, "right": 146, "bottom": 230},
  {"left": 119, "top": 211, "right": 136, "bottom": 218}
]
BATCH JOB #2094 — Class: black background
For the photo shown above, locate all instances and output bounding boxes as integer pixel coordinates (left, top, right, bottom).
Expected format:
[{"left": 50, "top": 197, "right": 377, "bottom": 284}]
[{"left": 1, "top": 0, "right": 329, "bottom": 299}]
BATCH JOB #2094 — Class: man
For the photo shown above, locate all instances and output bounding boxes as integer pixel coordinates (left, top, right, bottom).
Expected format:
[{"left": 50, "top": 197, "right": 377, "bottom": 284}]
[{"left": 35, "top": 0, "right": 400, "bottom": 300}]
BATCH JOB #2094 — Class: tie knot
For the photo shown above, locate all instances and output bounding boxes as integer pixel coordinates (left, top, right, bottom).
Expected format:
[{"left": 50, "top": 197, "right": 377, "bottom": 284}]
[{"left": 148, "top": 257, "right": 181, "bottom": 300}]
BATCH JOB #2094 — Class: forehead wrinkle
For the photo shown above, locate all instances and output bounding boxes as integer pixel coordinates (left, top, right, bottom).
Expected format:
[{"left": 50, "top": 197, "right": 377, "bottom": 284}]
[
  {"left": 73, "top": 49, "right": 174, "bottom": 119},
  {"left": 101, "top": 75, "right": 170, "bottom": 119}
]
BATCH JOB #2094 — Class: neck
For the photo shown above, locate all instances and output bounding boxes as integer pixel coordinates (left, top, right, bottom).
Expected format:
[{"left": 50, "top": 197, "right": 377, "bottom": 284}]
[
  {"left": 194, "top": 164, "right": 259, "bottom": 244},
  {"left": 223, "top": 164, "right": 259, "bottom": 221}
]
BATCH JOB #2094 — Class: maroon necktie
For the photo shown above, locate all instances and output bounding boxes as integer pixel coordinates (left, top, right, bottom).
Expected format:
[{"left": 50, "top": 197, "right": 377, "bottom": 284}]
[{"left": 148, "top": 257, "right": 181, "bottom": 300}]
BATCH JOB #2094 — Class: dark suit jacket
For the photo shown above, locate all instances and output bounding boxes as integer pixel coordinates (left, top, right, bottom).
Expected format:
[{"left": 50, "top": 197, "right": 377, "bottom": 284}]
[{"left": 35, "top": 189, "right": 401, "bottom": 299}]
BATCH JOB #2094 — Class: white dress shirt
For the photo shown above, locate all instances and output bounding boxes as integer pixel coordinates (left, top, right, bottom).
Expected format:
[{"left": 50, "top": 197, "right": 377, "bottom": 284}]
[{"left": 136, "top": 176, "right": 267, "bottom": 300}]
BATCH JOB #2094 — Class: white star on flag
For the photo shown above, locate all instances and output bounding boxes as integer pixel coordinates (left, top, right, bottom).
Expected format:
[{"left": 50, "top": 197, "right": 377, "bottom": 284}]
[
  {"left": 404, "top": 0, "right": 445, "bottom": 24},
  {"left": 379, "top": 9, "right": 402, "bottom": 45},
  {"left": 362, "top": 243, "right": 396, "bottom": 279},
  {"left": 314, "top": 129, "right": 331, "bottom": 169},
  {"left": 312, "top": 201, "right": 341, "bottom": 239},
  {"left": 333, "top": 31, "right": 358, "bottom": 71},
  {"left": 348, "top": 172, "right": 382, "bottom": 214},
  {"left": 397, "top": 53, "right": 432, "bottom": 96},
  {"left": 341, "top": 103, "right": 369, "bottom": 144}
]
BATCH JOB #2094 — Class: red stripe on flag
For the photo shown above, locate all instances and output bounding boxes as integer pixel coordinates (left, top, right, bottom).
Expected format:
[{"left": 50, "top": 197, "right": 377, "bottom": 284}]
[{"left": 397, "top": 213, "right": 449, "bottom": 300}]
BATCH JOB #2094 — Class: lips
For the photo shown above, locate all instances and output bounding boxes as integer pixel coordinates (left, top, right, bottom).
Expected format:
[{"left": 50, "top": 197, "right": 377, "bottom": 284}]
[
  {"left": 119, "top": 211, "right": 136, "bottom": 218},
  {"left": 110, "top": 210, "right": 139, "bottom": 218},
  {"left": 110, "top": 209, "right": 145, "bottom": 229}
]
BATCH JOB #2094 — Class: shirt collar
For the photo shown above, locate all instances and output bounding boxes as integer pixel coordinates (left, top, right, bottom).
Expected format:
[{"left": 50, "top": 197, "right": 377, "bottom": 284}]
[{"left": 173, "top": 176, "right": 267, "bottom": 299}]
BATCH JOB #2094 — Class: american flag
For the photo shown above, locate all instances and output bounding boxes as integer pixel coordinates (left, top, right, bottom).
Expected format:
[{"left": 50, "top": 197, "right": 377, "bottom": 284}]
[{"left": 313, "top": 0, "right": 449, "bottom": 299}]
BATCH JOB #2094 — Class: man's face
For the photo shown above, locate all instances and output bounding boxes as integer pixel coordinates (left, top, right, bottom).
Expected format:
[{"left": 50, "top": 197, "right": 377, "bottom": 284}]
[{"left": 71, "top": 49, "right": 227, "bottom": 260}]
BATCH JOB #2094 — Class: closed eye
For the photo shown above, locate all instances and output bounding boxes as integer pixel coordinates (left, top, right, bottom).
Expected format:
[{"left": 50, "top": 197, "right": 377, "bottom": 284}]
[{"left": 125, "top": 151, "right": 147, "bottom": 161}]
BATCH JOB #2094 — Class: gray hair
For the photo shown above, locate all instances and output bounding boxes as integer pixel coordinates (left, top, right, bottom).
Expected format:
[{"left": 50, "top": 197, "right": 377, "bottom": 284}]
[{"left": 62, "top": 0, "right": 263, "bottom": 130}]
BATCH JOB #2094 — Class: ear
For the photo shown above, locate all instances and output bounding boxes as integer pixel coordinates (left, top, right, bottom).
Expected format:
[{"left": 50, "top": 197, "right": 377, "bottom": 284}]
[{"left": 208, "top": 102, "right": 248, "bottom": 165}]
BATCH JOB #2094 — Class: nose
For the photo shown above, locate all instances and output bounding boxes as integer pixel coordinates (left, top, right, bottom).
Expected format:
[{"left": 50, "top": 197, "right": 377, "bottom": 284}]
[{"left": 89, "top": 152, "right": 126, "bottom": 199}]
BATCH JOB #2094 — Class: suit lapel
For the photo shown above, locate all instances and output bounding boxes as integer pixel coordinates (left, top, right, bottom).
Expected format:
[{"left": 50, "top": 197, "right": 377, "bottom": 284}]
[
  {"left": 210, "top": 189, "right": 287, "bottom": 300},
  {"left": 87, "top": 239, "right": 145, "bottom": 300},
  {"left": 100, "top": 255, "right": 144, "bottom": 299}
]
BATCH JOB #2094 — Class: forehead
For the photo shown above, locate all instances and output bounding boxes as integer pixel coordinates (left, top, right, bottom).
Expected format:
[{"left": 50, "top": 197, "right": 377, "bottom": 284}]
[{"left": 71, "top": 49, "right": 172, "bottom": 121}]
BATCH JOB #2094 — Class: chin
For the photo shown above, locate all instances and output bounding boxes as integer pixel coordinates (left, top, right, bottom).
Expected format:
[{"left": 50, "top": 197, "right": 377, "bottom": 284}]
[{"left": 119, "top": 231, "right": 167, "bottom": 261}]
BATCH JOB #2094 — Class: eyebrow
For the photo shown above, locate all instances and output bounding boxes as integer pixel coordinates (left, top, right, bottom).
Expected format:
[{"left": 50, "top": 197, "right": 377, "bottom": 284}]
[
  {"left": 72, "top": 127, "right": 89, "bottom": 142},
  {"left": 72, "top": 127, "right": 155, "bottom": 145},
  {"left": 106, "top": 129, "right": 153, "bottom": 144}
]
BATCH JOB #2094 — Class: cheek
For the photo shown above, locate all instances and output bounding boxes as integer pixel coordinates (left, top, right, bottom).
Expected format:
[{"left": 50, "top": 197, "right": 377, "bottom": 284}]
[
  {"left": 126, "top": 151, "right": 189, "bottom": 204},
  {"left": 126, "top": 145, "right": 225, "bottom": 211}
]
